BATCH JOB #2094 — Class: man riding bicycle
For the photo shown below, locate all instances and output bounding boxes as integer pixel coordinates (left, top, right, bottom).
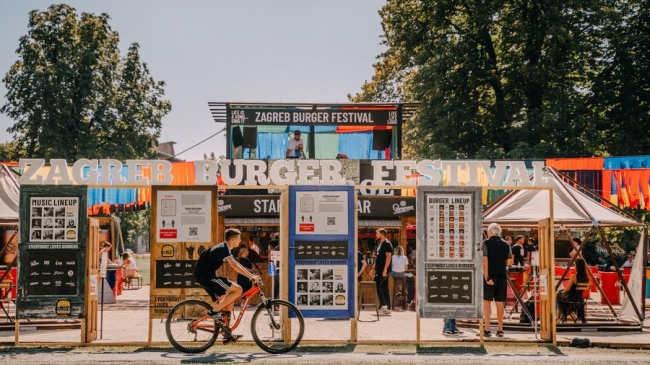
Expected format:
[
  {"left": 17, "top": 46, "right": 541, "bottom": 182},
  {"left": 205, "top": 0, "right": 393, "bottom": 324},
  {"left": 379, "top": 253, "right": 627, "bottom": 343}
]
[{"left": 194, "top": 228, "right": 261, "bottom": 344}]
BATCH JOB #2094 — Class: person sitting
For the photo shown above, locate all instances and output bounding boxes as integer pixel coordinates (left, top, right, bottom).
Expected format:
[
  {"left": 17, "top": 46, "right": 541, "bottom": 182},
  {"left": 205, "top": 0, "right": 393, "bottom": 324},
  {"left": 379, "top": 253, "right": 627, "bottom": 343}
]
[
  {"left": 285, "top": 130, "right": 305, "bottom": 159},
  {"left": 597, "top": 256, "right": 611, "bottom": 271},
  {"left": 622, "top": 254, "right": 634, "bottom": 268},
  {"left": 121, "top": 252, "right": 139, "bottom": 289},
  {"left": 391, "top": 246, "right": 408, "bottom": 296},
  {"left": 557, "top": 258, "right": 590, "bottom": 323}
]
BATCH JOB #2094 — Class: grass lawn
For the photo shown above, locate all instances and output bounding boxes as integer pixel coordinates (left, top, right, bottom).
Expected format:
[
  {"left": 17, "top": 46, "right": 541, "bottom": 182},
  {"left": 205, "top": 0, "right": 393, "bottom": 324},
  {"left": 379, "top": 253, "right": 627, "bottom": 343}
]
[{"left": 133, "top": 254, "right": 151, "bottom": 285}]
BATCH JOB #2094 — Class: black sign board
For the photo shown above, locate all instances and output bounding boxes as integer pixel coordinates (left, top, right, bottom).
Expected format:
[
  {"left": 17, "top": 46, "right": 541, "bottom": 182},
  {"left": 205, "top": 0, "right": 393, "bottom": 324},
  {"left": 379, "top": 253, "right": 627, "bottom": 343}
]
[
  {"left": 18, "top": 185, "right": 87, "bottom": 319},
  {"left": 155, "top": 260, "right": 200, "bottom": 289},
  {"left": 23, "top": 246, "right": 79, "bottom": 296},
  {"left": 295, "top": 241, "right": 348, "bottom": 260},
  {"left": 231, "top": 108, "right": 398, "bottom": 126},
  {"left": 218, "top": 196, "right": 280, "bottom": 217},
  {"left": 426, "top": 269, "right": 473, "bottom": 304},
  {"left": 357, "top": 197, "right": 415, "bottom": 218}
]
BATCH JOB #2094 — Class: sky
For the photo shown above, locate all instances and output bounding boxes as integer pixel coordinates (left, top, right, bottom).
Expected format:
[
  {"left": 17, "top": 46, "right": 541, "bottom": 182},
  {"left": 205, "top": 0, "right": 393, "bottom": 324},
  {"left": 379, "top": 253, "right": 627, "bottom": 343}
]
[{"left": 0, "top": 0, "right": 387, "bottom": 161}]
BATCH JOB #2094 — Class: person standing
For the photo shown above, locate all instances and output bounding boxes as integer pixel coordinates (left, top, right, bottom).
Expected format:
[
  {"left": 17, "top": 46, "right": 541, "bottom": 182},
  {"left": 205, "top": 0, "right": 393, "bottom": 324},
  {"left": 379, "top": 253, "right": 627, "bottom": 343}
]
[
  {"left": 482, "top": 223, "right": 512, "bottom": 337},
  {"left": 285, "top": 130, "right": 306, "bottom": 158},
  {"left": 511, "top": 235, "right": 525, "bottom": 266},
  {"left": 371, "top": 228, "right": 393, "bottom": 315}
]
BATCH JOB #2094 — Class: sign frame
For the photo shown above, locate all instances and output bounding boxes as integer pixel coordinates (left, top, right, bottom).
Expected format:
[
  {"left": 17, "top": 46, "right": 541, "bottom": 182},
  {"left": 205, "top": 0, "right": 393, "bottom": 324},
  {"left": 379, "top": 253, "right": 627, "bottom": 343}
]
[
  {"left": 288, "top": 185, "right": 355, "bottom": 318},
  {"left": 416, "top": 186, "right": 483, "bottom": 319},
  {"left": 17, "top": 185, "right": 88, "bottom": 319}
]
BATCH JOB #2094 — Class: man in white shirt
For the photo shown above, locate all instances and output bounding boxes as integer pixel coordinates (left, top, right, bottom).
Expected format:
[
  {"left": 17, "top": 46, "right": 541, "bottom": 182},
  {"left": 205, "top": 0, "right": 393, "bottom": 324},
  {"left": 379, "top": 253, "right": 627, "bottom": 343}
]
[{"left": 286, "top": 130, "right": 305, "bottom": 158}]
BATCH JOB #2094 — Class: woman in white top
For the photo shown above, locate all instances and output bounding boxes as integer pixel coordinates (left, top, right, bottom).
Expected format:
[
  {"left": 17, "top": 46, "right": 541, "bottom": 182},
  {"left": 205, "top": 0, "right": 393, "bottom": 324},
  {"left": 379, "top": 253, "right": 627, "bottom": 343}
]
[
  {"left": 391, "top": 246, "right": 408, "bottom": 279},
  {"left": 121, "top": 252, "right": 139, "bottom": 289}
]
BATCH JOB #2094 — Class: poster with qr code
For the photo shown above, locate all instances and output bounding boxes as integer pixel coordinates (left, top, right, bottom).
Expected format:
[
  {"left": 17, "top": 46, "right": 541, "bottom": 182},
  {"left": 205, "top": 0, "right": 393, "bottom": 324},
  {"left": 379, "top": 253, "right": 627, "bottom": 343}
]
[
  {"left": 295, "top": 191, "right": 348, "bottom": 235},
  {"left": 156, "top": 190, "right": 212, "bottom": 242}
]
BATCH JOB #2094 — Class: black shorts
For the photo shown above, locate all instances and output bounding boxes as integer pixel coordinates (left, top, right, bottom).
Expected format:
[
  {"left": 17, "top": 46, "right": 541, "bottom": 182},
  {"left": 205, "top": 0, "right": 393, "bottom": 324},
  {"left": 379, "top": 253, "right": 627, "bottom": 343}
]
[
  {"left": 197, "top": 276, "right": 233, "bottom": 302},
  {"left": 483, "top": 277, "right": 507, "bottom": 302}
]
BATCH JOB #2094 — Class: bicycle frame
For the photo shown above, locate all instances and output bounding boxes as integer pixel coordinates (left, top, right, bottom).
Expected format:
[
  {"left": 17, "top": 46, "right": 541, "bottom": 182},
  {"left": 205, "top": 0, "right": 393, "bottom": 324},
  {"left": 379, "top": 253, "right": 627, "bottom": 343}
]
[{"left": 190, "top": 284, "right": 270, "bottom": 334}]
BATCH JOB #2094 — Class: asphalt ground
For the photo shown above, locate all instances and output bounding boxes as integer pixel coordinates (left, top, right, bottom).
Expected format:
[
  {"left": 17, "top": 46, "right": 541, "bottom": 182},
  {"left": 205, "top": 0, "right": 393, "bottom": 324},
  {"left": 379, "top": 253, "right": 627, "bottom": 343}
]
[{"left": 2, "top": 343, "right": 650, "bottom": 364}]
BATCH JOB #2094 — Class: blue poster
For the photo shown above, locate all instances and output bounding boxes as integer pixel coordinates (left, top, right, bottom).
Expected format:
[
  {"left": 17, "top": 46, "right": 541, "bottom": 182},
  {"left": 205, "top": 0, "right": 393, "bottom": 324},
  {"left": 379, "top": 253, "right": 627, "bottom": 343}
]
[{"left": 289, "top": 186, "right": 355, "bottom": 318}]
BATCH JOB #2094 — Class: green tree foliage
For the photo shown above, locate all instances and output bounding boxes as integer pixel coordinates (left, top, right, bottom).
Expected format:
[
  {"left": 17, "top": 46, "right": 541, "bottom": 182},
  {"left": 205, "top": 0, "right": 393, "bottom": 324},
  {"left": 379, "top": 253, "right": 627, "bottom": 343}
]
[
  {"left": 352, "top": 0, "right": 648, "bottom": 159},
  {"left": 1, "top": 4, "right": 171, "bottom": 161},
  {"left": 591, "top": 2, "right": 650, "bottom": 156}
]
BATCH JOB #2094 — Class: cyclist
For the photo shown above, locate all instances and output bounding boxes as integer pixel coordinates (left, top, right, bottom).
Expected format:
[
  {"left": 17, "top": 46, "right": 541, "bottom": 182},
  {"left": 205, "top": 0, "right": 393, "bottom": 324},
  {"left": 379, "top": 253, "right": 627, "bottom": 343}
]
[{"left": 195, "top": 228, "right": 261, "bottom": 344}]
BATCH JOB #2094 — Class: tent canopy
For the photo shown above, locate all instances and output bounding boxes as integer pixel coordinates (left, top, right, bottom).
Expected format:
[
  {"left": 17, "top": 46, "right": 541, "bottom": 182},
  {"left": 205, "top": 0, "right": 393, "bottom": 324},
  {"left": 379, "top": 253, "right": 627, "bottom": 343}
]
[
  {"left": 0, "top": 164, "right": 19, "bottom": 223},
  {"left": 483, "top": 167, "right": 644, "bottom": 228}
]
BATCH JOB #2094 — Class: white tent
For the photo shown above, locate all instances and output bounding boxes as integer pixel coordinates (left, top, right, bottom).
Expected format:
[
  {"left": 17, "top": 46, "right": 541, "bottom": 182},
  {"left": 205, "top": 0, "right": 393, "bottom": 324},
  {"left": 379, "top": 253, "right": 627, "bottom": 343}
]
[
  {"left": 0, "top": 164, "right": 19, "bottom": 224},
  {"left": 483, "top": 167, "right": 646, "bottom": 324},
  {"left": 483, "top": 167, "right": 644, "bottom": 228}
]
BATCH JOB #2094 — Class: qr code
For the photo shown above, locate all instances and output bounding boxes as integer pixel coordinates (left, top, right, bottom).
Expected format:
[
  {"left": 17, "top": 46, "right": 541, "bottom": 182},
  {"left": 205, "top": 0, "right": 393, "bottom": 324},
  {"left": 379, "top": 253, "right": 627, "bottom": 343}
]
[
  {"left": 189, "top": 227, "right": 198, "bottom": 236},
  {"left": 327, "top": 217, "right": 335, "bottom": 226}
]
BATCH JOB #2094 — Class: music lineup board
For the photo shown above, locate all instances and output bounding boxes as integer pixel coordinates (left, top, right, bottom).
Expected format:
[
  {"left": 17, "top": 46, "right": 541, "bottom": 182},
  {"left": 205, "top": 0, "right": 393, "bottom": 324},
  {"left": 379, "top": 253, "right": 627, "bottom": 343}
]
[{"left": 416, "top": 186, "right": 483, "bottom": 319}]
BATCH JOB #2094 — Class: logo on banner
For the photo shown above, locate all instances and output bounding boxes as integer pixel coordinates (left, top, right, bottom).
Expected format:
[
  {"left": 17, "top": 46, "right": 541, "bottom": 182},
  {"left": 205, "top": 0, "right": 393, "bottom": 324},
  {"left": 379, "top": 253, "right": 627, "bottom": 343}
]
[
  {"left": 161, "top": 245, "right": 175, "bottom": 257},
  {"left": 393, "top": 200, "right": 414, "bottom": 215},
  {"left": 160, "top": 229, "right": 177, "bottom": 239},
  {"left": 217, "top": 199, "right": 232, "bottom": 213}
]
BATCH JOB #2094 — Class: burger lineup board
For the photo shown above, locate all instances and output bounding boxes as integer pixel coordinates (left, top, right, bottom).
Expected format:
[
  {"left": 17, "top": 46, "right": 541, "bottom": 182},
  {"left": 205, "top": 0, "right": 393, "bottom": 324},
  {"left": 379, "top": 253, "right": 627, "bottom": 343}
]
[{"left": 416, "top": 186, "right": 483, "bottom": 319}]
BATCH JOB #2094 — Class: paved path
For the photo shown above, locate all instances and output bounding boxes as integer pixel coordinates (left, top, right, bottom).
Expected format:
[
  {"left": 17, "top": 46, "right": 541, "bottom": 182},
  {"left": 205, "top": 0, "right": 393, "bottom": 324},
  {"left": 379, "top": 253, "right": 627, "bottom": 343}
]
[{"left": 0, "top": 285, "right": 648, "bottom": 348}]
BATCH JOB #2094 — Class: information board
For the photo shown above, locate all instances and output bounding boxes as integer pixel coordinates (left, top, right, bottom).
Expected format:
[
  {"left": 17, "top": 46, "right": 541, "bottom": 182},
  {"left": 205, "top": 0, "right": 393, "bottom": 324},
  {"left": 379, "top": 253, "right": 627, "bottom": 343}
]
[
  {"left": 417, "top": 187, "right": 482, "bottom": 319},
  {"left": 155, "top": 190, "right": 212, "bottom": 242},
  {"left": 17, "top": 185, "right": 87, "bottom": 319},
  {"left": 289, "top": 186, "right": 355, "bottom": 319}
]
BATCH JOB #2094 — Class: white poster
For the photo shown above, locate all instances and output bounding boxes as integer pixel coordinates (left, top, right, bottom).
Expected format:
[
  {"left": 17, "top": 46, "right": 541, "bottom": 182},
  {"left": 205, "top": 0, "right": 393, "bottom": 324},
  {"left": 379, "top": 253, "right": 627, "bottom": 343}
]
[
  {"left": 156, "top": 190, "right": 211, "bottom": 242},
  {"left": 29, "top": 197, "right": 80, "bottom": 242},
  {"left": 425, "top": 194, "right": 473, "bottom": 260},
  {"left": 295, "top": 191, "right": 348, "bottom": 235},
  {"left": 295, "top": 264, "right": 348, "bottom": 309}
]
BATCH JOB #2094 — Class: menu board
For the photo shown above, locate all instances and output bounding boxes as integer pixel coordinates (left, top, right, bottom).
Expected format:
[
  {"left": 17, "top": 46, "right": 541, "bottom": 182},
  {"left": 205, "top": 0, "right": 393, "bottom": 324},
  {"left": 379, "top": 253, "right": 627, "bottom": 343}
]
[
  {"left": 23, "top": 246, "right": 80, "bottom": 296},
  {"left": 426, "top": 269, "right": 473, "bottom": 304},
  {"left": 29, "top": 197, "right": 80, "bottom": 242},
  {"left": 425, "top": 194, "right": 473, "bottom": 260},
  {"left": 295, "top": 264, "right": 348, "bottom": 309},
  {"left": 155, "top": 260, "right": 199, "bottom": 289},
  {"left": 295, "top": 241, "right": 348, "bottom": 260}
]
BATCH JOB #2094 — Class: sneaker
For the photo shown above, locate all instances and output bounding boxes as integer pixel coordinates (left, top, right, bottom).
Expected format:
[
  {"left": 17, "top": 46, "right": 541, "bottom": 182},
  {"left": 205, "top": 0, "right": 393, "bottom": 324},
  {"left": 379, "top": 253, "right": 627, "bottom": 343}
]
[
  {"left": 443, "top": 329, "right": 454, "bottom": 334},
  {"left": 379, "top": 306, "right": 391, "bottom": 315},
  {"left": 208, "top": 310, "right": 231, "bottom": 323},
  {"left": 222, "top": 334, "right": 243, "bottom": 345}
]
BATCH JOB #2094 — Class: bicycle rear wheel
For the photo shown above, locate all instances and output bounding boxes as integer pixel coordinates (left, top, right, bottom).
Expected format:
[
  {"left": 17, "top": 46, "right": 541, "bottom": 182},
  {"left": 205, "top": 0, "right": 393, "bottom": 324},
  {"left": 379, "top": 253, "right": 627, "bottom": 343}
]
[
  {"left": 166, "top": 299, "right": 219, "bottom": 353},
  {"left": 251, "top": 299, "right": 304, "bottom": 354}
]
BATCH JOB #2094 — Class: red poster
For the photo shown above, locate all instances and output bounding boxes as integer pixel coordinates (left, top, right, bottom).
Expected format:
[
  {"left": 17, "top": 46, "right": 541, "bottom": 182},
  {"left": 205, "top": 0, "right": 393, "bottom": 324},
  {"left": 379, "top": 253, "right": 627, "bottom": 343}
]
[{"left": 299, "top": 223, "right": 315, "bottom": 232}]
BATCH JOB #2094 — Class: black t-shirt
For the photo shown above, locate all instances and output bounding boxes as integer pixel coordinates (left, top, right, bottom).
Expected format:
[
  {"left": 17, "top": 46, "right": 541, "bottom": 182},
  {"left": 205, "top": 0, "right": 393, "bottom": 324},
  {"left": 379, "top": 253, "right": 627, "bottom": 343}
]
[
  {"left": 194, "top": 242, "right": 232, "bottom": 280},
  {"left": 357, "top": 251, "right": 365, "bottom": 277},
  {"left": 374, "top": 239, "right": 393, "bottom": 275},
  {"left": 482, "top": 236, "right": 512, "bottom": 279},
  {"left": 512, "top": 245, "right": 525, "bottom": 266}
]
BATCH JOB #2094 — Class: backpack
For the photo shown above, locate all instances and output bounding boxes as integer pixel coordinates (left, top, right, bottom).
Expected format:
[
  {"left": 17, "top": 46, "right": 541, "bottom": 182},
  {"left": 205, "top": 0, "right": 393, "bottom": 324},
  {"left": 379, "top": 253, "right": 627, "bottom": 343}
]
[{"left": 519, "top": 300, "right": 536, "bottom": 323}]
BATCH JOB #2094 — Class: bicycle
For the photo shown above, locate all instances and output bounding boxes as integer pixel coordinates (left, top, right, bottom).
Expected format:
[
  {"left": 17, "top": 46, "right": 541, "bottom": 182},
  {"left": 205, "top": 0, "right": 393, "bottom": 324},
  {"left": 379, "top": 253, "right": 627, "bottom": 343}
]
[{"left": 165, "top": 282, "right": 305, "bottom": 354}]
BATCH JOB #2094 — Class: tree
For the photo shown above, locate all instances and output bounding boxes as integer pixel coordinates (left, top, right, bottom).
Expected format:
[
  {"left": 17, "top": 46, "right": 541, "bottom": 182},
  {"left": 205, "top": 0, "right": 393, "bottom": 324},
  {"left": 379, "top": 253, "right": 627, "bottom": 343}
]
[
  {"left": 1, "top": 4, "right": 171, "bottom": 161},
  {"left": 590, "top": 1, "right": 650, "bottom": 156},
  {"left": 352, "top": 0, "right": 613, "bottom": 159}
]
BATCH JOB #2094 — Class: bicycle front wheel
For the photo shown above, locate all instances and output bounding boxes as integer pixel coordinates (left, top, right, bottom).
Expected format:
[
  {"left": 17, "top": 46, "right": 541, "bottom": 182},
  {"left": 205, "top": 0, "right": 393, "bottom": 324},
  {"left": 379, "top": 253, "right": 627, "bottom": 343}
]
[
  {"left": 251, "top": 299, "right": 305, "bottom": 354},
  {"left": 166, "top": 299, "right": 219, "bottom": 353}
]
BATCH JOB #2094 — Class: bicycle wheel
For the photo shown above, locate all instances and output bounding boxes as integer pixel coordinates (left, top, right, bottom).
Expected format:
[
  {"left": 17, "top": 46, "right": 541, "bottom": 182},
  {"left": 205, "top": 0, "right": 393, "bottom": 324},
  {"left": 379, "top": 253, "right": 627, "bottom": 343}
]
[
  {"left": 251, "top": 299, "right": 304, "bottom": 354},
  {"left": 166, "top": 299, "right": 220, "bottom": 353}
]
